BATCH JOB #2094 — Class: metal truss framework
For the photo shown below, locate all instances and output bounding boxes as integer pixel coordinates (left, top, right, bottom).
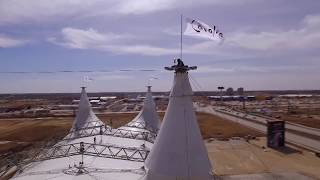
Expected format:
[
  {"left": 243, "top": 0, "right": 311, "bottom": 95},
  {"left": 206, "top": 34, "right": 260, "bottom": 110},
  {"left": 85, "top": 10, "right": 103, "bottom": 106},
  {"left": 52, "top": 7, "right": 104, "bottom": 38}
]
[
  {"left": 1, "top": 121, "right": 156, "bottom": 175},
  {"left": 1, "top": 131, "right": 152, "bottom": 176},
  {"left": 14, "top": 167, "right": 146, "bottom": 178},
  {"left": 35, "top": 142, "right": 150, "bottom": 163},
  {"left": 65, "top": 121, "right": 111, "bottom": 139},
  {"left": 127, "top": 121, "right": 146, "bottom": 129},
  {"left": 126, "top": 122, "right": 156, "bottom": 132},
  {"left": 4, "top": 142, "right": 149, "bottom": 178},
  {"left": 126, "top": 120, "right": 158, "bottom": 134},
  {"left": 63, "top": 121, "right": 157, "bottom": 143},
  {"left": 112, "top": 128, "right": 156, "bottom": 143}
]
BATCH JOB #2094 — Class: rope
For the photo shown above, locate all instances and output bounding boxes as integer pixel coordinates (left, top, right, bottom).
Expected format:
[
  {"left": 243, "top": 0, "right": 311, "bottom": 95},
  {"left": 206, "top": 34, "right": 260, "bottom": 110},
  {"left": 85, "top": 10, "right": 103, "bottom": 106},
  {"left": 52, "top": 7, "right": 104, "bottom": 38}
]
[{"left": 189, "top": 74, "right": 203, "bottom": 92}]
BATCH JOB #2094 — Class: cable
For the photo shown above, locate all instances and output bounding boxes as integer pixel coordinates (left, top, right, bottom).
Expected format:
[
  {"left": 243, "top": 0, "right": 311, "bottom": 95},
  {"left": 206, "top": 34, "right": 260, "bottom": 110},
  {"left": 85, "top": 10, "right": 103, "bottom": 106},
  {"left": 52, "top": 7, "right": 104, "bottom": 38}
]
[
  {"left": 189, "top": 74, "right": 203, "bottom": 91},
  {"left": 0, "top": 69, "right": 158, "bottom": 74},
  {"left": 188, "top": 74, "right": 202, "bottom": 92}
]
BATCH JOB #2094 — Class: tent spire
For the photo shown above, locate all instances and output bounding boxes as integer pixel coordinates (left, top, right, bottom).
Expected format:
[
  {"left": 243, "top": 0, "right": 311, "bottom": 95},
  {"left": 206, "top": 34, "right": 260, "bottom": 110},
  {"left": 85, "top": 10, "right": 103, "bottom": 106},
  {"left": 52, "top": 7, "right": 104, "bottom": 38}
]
[
  {"left": 67, "top": 87, "right": 107, "bottom": 139},
  {"left": 124, "top": 85, "right": 161, "bottom": 133},
  {"left": 144, "top": 59, "right": 214, "bottom": 180}
]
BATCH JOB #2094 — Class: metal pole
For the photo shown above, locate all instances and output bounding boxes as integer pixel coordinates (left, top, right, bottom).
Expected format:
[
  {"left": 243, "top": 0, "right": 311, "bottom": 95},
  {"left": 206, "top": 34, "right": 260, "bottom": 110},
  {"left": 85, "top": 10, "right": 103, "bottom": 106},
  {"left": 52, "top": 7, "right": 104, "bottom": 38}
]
[{"left": 180, "top": 14, "right": 183, "bottom": 60}]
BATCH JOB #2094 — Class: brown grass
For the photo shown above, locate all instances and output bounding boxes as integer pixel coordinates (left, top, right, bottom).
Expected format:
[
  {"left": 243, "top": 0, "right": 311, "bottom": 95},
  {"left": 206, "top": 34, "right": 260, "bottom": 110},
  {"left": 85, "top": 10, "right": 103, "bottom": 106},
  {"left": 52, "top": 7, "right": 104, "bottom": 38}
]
[
  {"left": 0, "top": 142, "right": 32, "bottom": 154},
  {"left": 0, "top": 112, "right": 262, "bottom": 155},
  {"left": 0, "top": 118, "right": 72, "bottom": 142},
  {"left": 196, "top": 112, "right": 263, "bottom": 139},
  {"left": 273, "top": 113, "right": 320, "bottom": 129},
  {"left": 98, "top": 113, "right": 138, "bottom": 128}
]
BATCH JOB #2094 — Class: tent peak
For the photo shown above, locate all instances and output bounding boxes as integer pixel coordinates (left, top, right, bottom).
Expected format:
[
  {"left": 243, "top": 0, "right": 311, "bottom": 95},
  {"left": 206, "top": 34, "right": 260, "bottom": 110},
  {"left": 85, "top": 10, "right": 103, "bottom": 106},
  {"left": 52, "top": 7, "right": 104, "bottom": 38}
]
[
  {"left": 67, "top": 87, "right": 106, "bottom": 139},
  {"left": 121, "top": 85, "right": 161, "bottom": 134}
]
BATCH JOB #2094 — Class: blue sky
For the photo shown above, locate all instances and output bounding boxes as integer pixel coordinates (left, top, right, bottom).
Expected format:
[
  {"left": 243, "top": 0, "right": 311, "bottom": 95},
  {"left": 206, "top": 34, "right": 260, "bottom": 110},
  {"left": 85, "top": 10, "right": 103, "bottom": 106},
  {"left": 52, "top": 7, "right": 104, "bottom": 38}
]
[{"left": 0, "top": 0, "right": 320, "bottom": 93}]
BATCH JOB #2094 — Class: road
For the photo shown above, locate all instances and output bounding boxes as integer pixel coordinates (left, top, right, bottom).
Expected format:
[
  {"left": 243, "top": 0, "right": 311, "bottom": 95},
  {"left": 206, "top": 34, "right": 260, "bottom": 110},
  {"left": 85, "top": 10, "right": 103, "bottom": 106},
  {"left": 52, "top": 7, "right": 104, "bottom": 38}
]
[
  {"left": 195, "top": 104, "right": 320, "bottom": 153},
  {"left": 216, "top": 108, "right": 320, "bottom": 137}
]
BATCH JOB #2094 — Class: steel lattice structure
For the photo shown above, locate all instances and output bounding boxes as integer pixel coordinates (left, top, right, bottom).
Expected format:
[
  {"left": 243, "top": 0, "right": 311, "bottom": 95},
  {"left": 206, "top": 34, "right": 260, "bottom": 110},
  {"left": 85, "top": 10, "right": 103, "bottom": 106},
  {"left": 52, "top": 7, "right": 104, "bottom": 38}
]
[
  {"left": 125, "top": 122, "right": 158, "bottom": 133},
  {"left": 126, "top": 121, "right": 146, "bottom": 129},
  {"left": 33, "top": 142, "right": 150, "bottom": 163},
  {"left": 1, "top": 120, "right": 156, "bottom": 176},
  {"left": 14, "top": 167, "right": 146, "bottom": 178},
  {"left": 63, "top": 121, "right": 157, "bottom": 143},
  {"left": 112, "top": 128, "right": 156, "bottom": 143}
]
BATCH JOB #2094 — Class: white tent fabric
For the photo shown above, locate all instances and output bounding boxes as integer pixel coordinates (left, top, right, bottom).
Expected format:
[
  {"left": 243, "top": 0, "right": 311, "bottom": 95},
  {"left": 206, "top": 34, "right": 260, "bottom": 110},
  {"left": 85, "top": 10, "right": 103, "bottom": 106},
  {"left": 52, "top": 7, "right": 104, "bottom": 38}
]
[
  {"left": 144, "top": 71, "right": 214, "bottom": 180},
  {"left": 67, "top": 87, "right": 107, "bottom": 139},
  {"left": 71, "top": 87, "right": 104, "bottom": 130},
  {"left": 12, "top": 87, "right": 152, "bottom": 180},
  {"left": 119, "top": 86, "right": 161, "bottom": 134},
  {"left": 12, "top": 136, "right": 151, "bottom": 180}
]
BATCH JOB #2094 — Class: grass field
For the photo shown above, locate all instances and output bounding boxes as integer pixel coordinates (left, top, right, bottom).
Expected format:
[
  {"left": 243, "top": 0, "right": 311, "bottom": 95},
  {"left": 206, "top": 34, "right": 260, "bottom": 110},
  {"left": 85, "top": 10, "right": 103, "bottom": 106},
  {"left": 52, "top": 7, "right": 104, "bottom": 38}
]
[
  {"left": 273, "top": 113, "right": 320, "bottom": 129},
  {"left": 0, "top": 112, "right": 263, "bottom": 155}
]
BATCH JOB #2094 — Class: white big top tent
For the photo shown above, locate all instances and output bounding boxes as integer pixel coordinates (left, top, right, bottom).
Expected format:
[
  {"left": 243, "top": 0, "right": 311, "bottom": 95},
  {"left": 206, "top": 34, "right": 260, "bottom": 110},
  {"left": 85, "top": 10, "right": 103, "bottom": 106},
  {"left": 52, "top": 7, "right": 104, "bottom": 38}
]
[
  {"left": 116, "top": 86, "right": 161, "bottom": 138},
  {"left": 64, "top": 87, "right": 109, "bottom": 140},
  {"left": 11, "top": 60, "right": 214, "bottom": 180},
  {"left": 144, "top": 60, "right": 214, "bottom": 180},
  {"left": 12, "top": 87, "right": 153, "bottom": 180}
]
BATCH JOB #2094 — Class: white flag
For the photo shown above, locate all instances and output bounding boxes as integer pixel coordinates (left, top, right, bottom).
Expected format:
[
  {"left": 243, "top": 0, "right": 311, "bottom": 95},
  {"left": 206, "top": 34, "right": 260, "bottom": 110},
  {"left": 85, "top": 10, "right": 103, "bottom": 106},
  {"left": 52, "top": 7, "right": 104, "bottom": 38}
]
[
  {"left": 83, "top": 76, "right": 94, "bottom": 82},
  {"left": 184, "top": 18, "right": 224, "bottom": 43}
]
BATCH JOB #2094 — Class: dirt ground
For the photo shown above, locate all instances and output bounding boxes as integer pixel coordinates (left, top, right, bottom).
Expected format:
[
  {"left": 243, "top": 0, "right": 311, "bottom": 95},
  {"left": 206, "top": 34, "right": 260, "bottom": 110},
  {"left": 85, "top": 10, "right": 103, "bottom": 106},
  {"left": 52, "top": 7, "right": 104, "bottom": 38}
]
[{"left": 207, "top": 138, "right": 320, "bottom": 179}]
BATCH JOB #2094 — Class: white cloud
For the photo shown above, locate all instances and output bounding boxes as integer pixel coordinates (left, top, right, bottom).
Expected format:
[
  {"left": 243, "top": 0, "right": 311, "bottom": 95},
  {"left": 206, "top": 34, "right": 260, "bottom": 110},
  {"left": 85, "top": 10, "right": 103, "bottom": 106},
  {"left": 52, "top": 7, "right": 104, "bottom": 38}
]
[
  {"left": 115, "top": 0, "right": 257, "bottom": 14},
  {"left": 0, "top": 0, "right": 257, "bottom": 24},
  {"left": 107, "top": 45, "right": 178, "bottom": 56},
  {"left": 48, "top": 13, "right": 320, "bottom": 58},
  {"left": 93, "top": 74, "right": 134, "bottom": 81},
  {"left": 0, "top": 34, "right": 29, "bottom": 48},
  {"left": 179, "top": 14, "right": 320, "bottom": 59},
  {"left": 196, "top": 66, "right": 235, "bottom": 73},
  {"left": 228, "top": 14, "right": 320, "bottom": 51},
  {"left": 49, "top": 27, "right": 132, "bottom": 49},
  {"left": 304, "top": 14, "right": 320, "bottom": 28},
  {"left": 0, "top": 0, "right": 107, "bottom": 24},
  {"left": 50, "top": 27, "right": 178, "bottom": 56},
  {"left": 194, "top": 64, "right": 315, "bottom": 74},
  {"left": 195, "top": 66, "right": 267, "bottom": 74}
]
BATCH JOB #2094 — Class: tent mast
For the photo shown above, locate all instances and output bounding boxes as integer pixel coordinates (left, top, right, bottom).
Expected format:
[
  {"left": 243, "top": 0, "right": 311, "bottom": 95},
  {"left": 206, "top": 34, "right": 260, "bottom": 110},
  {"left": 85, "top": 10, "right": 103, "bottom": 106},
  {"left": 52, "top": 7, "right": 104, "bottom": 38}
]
[{"left": 180, "top": 14, "right": 183, "bottom": 60}]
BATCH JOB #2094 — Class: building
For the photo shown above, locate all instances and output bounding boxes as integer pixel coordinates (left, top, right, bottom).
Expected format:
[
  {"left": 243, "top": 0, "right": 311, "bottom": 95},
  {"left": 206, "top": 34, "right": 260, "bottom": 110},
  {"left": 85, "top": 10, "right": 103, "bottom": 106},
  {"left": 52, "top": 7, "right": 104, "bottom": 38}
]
[
  {"left": 237, "top": 87, "right": 244, "bottom": 96},
  {"left": 226, "top": 87, "right": 234, "bottom": 96}
]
